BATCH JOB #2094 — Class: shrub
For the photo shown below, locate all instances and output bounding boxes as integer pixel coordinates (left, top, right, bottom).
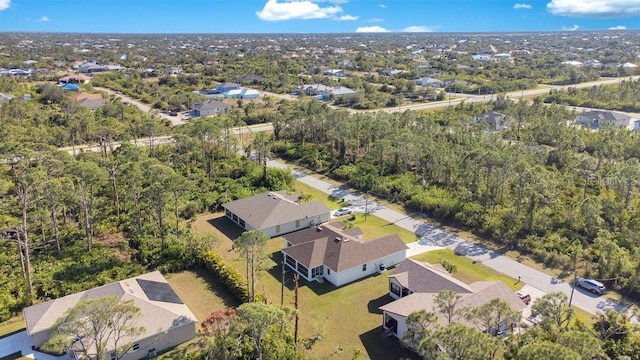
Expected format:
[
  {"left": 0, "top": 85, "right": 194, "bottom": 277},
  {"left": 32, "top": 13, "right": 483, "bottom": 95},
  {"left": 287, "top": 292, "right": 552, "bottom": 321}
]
[{"left": 200, "top": 251, "right": 249, "bottom": 303}]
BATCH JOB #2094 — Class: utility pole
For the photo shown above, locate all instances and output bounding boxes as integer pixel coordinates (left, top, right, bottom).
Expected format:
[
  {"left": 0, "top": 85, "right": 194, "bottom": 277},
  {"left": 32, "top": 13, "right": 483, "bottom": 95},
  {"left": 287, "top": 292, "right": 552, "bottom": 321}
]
[
  {"left": 281, "top": 257, "right": 285, "bottom": 306},
  {"left": 294, "top": 273, "right": 299, "bottom": 345}
]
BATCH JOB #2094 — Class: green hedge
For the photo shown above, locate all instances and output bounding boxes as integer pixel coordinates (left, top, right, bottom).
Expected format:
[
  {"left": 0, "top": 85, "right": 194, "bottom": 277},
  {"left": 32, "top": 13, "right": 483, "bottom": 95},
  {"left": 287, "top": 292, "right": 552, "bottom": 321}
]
[{"left": 200, "top": 251, "right": 249, "bottom": 303}]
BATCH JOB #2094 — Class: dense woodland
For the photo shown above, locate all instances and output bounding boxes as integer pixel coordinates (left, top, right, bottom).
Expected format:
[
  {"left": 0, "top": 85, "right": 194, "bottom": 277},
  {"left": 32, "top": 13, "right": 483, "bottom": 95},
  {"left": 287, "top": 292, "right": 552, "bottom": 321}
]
[
  {"left": 540, "top": 79, "right": 640, "bottom": 112},
  {"left": 270, "top": 95, "right": 640, "bottom": 299}
]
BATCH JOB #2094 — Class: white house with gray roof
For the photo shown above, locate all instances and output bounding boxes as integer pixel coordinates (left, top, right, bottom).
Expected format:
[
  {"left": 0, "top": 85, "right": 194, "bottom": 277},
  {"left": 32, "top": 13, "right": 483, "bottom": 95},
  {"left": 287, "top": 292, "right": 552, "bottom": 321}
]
[
  {"left": 222, "top": 191, "right": 331, "bottom": 238},
  {"left": 190, "top": 99, "right": 230, "bottom": 117},
  {"left": 576, "top": 110, "right": 633, "bottom": 130},
  {"left": 23, "top": 271, "right": 197, "bottom": 360},
  {"left": 281, "top": 222, "right": 408, "bottom": 287},
  {"left": 380, "top": 259, "right": 526, "bottom": 340}
]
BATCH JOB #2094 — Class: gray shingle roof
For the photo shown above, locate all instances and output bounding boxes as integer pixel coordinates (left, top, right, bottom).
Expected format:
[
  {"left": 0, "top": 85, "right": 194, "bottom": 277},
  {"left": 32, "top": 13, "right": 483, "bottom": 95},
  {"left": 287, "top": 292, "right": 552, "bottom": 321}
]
[
  {"left": 23, "top": 271, "right": 197, "bottom": 343},
  {"left": 282, "top": 222, "right": 408, "bottom": 272},
  {"left": 192, "top": 99, "right": 230, "bottom": 111},
  {"left": 389, "top": 259, "right": 474, "bottom": 294},
  {"left": 379, "top": 281, "right": 526, "bottom": 329},
  {"left": 223, "top": 191, "right": 330, "bottom": 230}
]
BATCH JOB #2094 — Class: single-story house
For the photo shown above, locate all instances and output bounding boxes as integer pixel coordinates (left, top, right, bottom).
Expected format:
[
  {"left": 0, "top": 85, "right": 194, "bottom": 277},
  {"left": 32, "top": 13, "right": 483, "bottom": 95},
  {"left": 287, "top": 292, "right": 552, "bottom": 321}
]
[
  {"left": 190, "top": 99, "right": 230, "bottom": 117},
  {"left": 281, "top": 222, "right": 408, "bottom": 287},
  {"left": 576, "top": 110, "right": 633, "bottom": 130},
  {"left": 415, "top": 77, "right": 444, "bottom": 88},
  {"left": 79, "top": 63, "right": 108, "bottom": 73},
  {"left": 388, "top": 259, "right": 474, "bottom": 299},
  {"left": 0, "top": 92, "right": 15, "bottom": 104},
  {"left": 561, "top": 60, "right": 583, "bottom": 67},
  {"left": 58, "top": 74, "right": 92, "bottom": 84},
  {"left": 165, "top": 66, "right": 183, "bottom": 75},
  {"left": 223, "top": 191, "right": 331, "bottom": 238},
  {"left": 380, "top": 259, "right": 526, "bottom": 340},
  {"left": 23, "top": 271, "right": 197, "bottom": 360},
  {"left": 323, "top": 69, "right": 345, "bottom": 77},
  {"left": 473, "top": 111, "right": 514, "bottom": 131},
  {"left": 78, "top": 98, "right": 108, "bottom": 111},
  {"left": 222, "top": 88, "right": 260, "bottom": 99},
  {"left": 296, "top": 84, "right": 356, "bottom": 100},
  {"left": 216, "top": 82, "right": 241, "bottom": 93}
]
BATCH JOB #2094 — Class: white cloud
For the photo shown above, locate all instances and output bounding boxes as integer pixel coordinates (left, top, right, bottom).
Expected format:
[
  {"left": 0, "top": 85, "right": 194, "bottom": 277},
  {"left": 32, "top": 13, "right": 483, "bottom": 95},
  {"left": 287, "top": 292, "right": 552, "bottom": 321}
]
[
  {"left": 401, "top": 25, "right": 434, "bottom": 32},
  {"left": 368, "top": 17, "right": 384, "bottom": 22},
  {"left": 514, "top": 3, "right": 532, "bottom": 9},
  {"left": 38, "top": 16, "right": 49, "bottom": 22},
  {"left": 562, "top": 24, "right": 580, "bottom": 30},
  {"left": 608, "top": 25, "right": 627, "bottom": 29},
  {"left": 256, "top": 0, "right": 343, "bottom": 21},
  {"left": 0, "top": 0, "right": 10, "bottom": 11},
  {"left": 547, "top": 0, "right": 640, "bottom": 17},
  {"left": 355, "top": 25, "right": 390, "bottom": 33},
  {"left": 377, "top": 4, "right": 386, "bottom": 8},
  {"left": 335, "top": 14, "right": 358, "bottom": 20}
]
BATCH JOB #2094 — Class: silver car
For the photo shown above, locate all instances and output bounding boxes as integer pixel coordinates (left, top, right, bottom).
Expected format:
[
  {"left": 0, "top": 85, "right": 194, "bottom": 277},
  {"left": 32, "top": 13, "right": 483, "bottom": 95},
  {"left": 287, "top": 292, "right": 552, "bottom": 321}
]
[{"left": 575, "top": 277, "right": 606, "bottom": 295}]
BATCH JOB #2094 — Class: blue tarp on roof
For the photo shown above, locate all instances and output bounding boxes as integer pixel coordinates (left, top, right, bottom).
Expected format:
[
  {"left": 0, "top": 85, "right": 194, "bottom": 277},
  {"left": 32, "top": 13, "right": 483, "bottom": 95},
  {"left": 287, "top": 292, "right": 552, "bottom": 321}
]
[{"left": 60, "top": 83, "right": 79, "bottom": 91}]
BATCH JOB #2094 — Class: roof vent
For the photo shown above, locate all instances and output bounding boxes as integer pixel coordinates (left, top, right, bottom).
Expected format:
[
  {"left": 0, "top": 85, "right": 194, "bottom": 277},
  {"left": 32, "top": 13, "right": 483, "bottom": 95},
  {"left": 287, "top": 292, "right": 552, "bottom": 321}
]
[
  {"left": 316, "top": 227, "right": 323, "bottom": 232},
  {"left": 343, "top": 238, "right": 350, "bottom": 242},
  {"left": 335, "top": 237, "right": 341, "bottom": 242}
]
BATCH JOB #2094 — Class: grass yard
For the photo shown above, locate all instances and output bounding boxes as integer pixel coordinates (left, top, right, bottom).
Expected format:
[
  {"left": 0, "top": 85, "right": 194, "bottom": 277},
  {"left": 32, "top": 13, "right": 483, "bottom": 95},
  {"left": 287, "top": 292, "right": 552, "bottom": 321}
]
[
  {"left": 165, "top": 269, "right": 240, "bottom": 328},
  {"left": 294, "top": 181, "right": 345, "bottom": 210},
  {"left": 0, "top": 316, "right": 25, "bottom": 338},
  {"left": 191, "top": 212, "right": 418, "bottom": 360},
  {"left": 413, "top": 249, "right": 523, "bottom": 291},
  {"left": 342, "top": 213, "right": 419, "bottom": 244}
]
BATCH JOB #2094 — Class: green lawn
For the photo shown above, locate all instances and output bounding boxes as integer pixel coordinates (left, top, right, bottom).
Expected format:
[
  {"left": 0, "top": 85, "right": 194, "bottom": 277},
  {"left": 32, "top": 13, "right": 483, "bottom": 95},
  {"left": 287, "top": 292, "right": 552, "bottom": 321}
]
[
  {"left": 342, "top": 213, "right": 419, "bottom": 244},
  {"left": 0, "top": 316, "right": 25, "bottom": 338},
  {"left": 413, "top": 249, "right": 523, "bottom": 291},
  {"left": 294, "top": 181, "right": 344, "bottom": 210}
]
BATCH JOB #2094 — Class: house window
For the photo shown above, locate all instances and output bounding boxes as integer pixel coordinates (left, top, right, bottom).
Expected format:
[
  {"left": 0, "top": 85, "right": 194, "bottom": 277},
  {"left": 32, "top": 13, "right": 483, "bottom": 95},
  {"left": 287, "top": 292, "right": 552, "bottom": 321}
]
[
  {"left": 312, "top": 266, "right": 323, "bottom": 278},
  {"left": 225, "top": 209, "right": 231, "bottom": 217},
  {"left": 327, "top": 268, "right": 331, "bottom": 275},
  {"left": 232, "top": 214, "right": 238, "bottom": 222},
  {"left": 362, "top": 264, "right": 367, "bottom": 272},
  {"left": 285, "top": 255, "right": 296, "bottom": 268},
  {"left": 295, "top": 219, "right": 300, "bottom": 228},
  {"left": 132, "top": 343, "right": 140, "bottom": 351},
  {"left": 390, "top": 282, "right": 401, "bottom": 297},
  {"left": 239, "top": 219, "right": 245, "bottom": 228},
  {"left": 111, "top": 352, "right": 116, "bottom": 360},
  {"left": 298, "top": 264, "right": 309, "bottom": 278}
]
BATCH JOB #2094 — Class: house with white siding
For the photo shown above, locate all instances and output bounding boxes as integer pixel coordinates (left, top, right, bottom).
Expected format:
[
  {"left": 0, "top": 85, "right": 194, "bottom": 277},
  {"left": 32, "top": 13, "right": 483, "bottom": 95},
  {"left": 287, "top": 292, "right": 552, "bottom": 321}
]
[
  {"left": 223, "top": 191, "right": 331, "bottom": 238},
  {"left": 23, "top": 271, "right": 197, "bottom": 360},
  {"left": 281, "top": 222, "right": 408, "bottom": 287},
  {"left": 380, "top": 259, "right": 526, "bottom": 341}
]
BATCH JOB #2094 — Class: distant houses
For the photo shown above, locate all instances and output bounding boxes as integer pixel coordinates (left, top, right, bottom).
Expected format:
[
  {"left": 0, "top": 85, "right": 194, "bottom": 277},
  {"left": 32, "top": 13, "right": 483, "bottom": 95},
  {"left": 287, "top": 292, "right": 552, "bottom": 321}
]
[
  {"left": 59, "top": 73, "right": 92, "bottom": 84},
  {"left": 73, "top": 92, "right": 107, "bottom": 111}
]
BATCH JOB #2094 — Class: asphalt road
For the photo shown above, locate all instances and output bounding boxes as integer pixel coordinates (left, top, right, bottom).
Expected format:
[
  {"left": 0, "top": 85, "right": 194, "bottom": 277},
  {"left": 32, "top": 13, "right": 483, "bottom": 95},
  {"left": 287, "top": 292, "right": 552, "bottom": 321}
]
[
  {"left": 94, "top": 87, "right": 187, "bottom": 126},
  {"left": 268, "top": 159, "right": 634, "bottom": 318}
]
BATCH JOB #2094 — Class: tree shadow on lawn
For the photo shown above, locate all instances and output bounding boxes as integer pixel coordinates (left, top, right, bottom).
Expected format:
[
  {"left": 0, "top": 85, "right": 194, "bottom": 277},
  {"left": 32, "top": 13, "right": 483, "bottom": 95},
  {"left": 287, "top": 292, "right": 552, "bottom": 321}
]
[
  {"left": 359, "top": 327, "right": 421, "bottom": 360},
  {"left": 189, "top": 267, "right": 241, "bottom": 309}
]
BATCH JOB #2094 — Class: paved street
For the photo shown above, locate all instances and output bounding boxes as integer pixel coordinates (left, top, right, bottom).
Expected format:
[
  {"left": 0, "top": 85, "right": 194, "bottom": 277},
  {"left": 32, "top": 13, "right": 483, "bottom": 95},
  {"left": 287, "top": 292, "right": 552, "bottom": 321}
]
[{"left": 269, "top": 159, "right": 634, "bottom": 318}]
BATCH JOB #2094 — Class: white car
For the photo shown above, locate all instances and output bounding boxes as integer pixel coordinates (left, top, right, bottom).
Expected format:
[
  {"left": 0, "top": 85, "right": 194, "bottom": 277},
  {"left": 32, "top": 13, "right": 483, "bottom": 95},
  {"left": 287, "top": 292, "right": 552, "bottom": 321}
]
[{"left": 334, "top": 207, "right": 352, "bottom": 216}]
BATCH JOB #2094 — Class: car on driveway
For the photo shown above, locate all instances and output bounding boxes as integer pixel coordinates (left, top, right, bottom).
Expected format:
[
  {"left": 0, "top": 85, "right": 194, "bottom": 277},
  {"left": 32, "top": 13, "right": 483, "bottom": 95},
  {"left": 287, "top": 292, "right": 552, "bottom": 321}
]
[
  {"left": 334, "top": 207, "right": 352, "bottom": 216},
  {"left": 575, "top": 277, "right": 606, "bottom": 295},
  {"left": 516, "top": 291, "right": 531, "bottom": 305}
]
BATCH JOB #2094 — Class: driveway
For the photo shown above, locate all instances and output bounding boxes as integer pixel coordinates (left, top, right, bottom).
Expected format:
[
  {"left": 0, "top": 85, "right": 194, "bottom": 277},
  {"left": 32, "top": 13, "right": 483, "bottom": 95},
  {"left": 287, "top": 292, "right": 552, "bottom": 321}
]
[
  {"left": 268, "top": 159, "right": 633, "bottom": 317},
  {"left": 94, "top": 87, "right": 186, "bottom": 126}
]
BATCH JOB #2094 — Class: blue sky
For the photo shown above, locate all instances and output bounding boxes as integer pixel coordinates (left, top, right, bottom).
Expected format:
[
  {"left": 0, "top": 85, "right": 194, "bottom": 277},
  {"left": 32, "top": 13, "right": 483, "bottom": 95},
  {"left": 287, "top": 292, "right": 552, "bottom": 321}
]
[{"left": 0, "top": 0, "right": 638, "bottom": 33}]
